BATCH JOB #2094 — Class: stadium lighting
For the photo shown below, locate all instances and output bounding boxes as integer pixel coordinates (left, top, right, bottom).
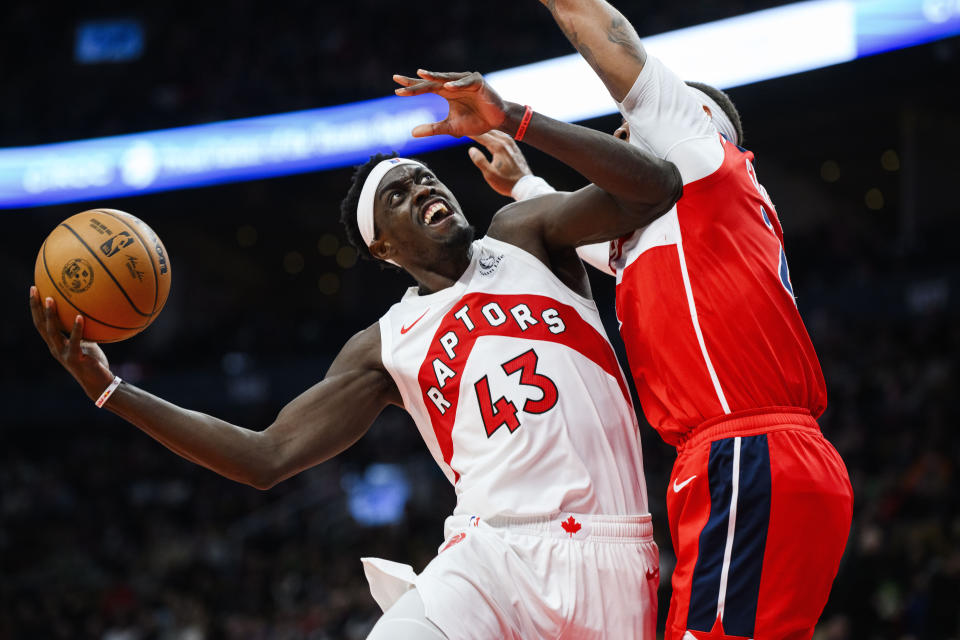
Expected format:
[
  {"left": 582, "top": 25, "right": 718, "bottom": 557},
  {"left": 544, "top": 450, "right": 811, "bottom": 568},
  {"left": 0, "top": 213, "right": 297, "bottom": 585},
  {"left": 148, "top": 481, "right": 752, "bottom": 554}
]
[{"left": 2, "top": 0, "right": 957, "bottom": 209}]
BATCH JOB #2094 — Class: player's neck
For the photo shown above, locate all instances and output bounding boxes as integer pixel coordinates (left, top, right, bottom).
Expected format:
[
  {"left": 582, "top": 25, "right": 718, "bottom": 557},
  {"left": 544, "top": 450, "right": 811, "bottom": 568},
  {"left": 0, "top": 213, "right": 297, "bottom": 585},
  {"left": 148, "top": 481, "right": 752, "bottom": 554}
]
[{"left": 411, "top": 244, "right": 474, "bottom": 296}]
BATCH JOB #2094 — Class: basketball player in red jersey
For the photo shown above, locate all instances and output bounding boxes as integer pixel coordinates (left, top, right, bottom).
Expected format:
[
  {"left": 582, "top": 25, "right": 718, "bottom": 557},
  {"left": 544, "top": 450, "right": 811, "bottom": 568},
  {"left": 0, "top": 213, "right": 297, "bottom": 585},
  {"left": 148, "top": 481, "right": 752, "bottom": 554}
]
[
  {"left": 30, "top": 68, "right": 682, "bottom": 638},
  {"left": 463, "top": 2, "right": 854, "bottom": 638}
]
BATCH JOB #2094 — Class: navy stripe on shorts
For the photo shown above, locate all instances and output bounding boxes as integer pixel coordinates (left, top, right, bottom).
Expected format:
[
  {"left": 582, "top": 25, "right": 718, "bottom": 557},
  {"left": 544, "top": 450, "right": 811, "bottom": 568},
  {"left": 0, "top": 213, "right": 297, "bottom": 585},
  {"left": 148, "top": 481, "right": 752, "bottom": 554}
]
[{"left": 687, "top": 435, "right": 771, "bottom": 636}]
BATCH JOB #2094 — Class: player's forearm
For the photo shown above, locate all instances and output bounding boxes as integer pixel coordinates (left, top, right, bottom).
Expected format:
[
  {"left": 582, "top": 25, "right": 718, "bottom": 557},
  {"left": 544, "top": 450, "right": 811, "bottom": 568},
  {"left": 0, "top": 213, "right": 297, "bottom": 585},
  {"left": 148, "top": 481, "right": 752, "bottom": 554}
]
[
  {"left": 498, "top": 103, "right": 679, "bottom": 213},
  {"left": 540, "top": 0, "right": 645, "bottom": 102},
  {"left": 103, "top": 383, "right": 278, "bottom": 488}
]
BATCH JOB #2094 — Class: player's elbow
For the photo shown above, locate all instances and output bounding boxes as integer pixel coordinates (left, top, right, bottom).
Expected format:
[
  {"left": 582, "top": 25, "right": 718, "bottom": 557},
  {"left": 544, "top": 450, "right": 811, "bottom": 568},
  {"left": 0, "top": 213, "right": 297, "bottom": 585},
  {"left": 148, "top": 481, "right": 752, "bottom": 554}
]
[
  {"left": 249, "top": 474, "right": 279, "bottom": 491},
  {"left": 243, "top": 430, "right": 292, "bottom": 490},
  {"left": 654, "top": 162, "right": 683, "bottom": 213},
  {"left": 624, "top": 161, "right": 683, "bottom": 224},
  {"left": 239, "top": 458, "right": 282, "bottom": 491},
  {"left": 247, "top": 460, "right": 292, "bottom": 491}
]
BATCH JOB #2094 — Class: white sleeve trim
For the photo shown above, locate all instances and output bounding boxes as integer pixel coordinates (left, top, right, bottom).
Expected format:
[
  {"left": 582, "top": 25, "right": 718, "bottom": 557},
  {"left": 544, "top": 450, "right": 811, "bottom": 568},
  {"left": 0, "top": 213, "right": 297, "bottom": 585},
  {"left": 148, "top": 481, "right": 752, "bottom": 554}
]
[
  {"left": 511, "top": 175, "right": 557, "bottom": 201},
  {"left": 617, "top": 56, "right": 723, "bottom": 184}
]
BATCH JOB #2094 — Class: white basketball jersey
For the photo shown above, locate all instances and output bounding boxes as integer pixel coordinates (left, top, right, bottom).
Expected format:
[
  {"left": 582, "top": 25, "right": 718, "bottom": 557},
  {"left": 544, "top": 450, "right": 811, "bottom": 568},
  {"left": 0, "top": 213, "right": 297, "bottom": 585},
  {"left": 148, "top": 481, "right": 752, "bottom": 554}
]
[{"left": 379, "top": 236, "right": 649, "bottom": 519}]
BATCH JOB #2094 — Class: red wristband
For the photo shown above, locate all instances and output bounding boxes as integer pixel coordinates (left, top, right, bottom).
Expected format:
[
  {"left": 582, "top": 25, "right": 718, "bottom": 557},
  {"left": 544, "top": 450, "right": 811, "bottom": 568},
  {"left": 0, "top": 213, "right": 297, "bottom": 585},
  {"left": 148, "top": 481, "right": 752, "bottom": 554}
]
[{"left": 514, "top": 105, "right": 533, "bottom": 141}]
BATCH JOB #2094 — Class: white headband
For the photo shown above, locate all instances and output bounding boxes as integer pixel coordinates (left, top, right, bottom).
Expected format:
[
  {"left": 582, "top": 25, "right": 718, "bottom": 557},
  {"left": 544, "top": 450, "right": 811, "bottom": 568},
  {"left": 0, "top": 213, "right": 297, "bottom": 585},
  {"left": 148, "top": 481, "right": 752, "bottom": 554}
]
[
  {"left": 356, "top": 158, "right": 424, "bottom": 265},
  {"left": 688, "top": 87, "right": 738, "bottom": 146}
]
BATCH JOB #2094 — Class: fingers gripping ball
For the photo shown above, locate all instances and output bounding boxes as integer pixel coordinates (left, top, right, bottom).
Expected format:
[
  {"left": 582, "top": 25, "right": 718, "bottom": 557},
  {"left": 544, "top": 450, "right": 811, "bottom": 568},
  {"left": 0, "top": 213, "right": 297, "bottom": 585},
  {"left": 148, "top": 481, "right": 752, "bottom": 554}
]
[{"left": 34, "top": 209, "right": 171, "bottom": 342}]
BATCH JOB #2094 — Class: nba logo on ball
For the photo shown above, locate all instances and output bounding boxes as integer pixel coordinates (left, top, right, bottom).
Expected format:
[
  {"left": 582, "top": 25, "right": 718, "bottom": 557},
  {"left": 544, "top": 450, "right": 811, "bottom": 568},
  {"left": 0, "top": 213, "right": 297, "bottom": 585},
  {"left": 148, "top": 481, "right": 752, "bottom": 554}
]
[
  {"left": 61, "top": 258, "right": 95, "bottom": 293},
  {"left": 34, "top": 208, "right": 172, "bottom": 343},
  {"left": 99, "top": 231, "right": 135, "bottom": 257}
]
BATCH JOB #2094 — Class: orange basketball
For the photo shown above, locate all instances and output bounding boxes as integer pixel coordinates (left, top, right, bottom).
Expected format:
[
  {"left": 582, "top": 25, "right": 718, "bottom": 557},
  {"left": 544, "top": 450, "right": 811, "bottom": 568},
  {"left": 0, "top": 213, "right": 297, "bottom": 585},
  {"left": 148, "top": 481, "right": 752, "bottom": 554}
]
[{"left": 34, "top": 208, "right": 172, "bottom": 343}]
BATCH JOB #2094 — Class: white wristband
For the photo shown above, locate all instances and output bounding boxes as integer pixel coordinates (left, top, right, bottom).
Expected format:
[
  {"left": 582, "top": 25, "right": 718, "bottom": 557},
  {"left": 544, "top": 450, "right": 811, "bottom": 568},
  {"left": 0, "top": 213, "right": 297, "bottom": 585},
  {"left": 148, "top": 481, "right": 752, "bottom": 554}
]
[
  {"left": 511, "top": 175, "right": 556, "bottom": 201},
  {"left": 95, "top": 376, "right": 122, "bottom": 408}
]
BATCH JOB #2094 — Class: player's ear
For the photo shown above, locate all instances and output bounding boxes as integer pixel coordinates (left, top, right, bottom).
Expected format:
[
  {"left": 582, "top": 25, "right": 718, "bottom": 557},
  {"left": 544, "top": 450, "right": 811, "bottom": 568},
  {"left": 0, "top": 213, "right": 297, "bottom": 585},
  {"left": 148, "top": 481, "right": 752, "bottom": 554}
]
[
  {"left": 369, "top": 238, "right": 394, "bottom": 262},
  {"left": 613, "top": 119, "right": 629, "bottom": 141}
]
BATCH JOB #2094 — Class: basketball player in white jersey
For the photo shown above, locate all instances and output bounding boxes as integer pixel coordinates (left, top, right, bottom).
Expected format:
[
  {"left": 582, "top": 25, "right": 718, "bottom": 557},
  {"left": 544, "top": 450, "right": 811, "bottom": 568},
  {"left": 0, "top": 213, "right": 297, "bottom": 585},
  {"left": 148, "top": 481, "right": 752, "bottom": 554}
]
[{"left": 30, "top": 68, "right": 681, "bottom": 638}]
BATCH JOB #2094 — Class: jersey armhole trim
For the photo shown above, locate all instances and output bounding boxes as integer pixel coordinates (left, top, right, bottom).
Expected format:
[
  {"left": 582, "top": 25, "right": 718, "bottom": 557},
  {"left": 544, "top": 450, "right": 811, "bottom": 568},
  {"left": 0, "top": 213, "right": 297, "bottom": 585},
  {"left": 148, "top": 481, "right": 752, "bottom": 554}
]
[{"left": 378, "top": 314, "right": 417, "bottom": 418}]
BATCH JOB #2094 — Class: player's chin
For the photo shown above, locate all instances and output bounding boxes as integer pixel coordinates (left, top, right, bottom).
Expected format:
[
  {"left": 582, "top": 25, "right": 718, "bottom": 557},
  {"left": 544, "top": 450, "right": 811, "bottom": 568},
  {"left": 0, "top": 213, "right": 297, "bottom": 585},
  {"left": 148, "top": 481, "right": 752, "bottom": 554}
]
[{"left": 436, "top": 219, "right": 475, "bottom": 250}]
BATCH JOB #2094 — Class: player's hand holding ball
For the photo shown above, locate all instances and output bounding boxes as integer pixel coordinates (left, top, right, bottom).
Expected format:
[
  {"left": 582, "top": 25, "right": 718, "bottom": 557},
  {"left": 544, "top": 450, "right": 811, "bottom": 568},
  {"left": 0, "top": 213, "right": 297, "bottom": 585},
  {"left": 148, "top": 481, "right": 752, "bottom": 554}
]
[
  {"left": 30, "top": 208, "right": 171, "bottom": 402},
  {"left": 30, "top": 285, "right": 115, "bottom": 402}
]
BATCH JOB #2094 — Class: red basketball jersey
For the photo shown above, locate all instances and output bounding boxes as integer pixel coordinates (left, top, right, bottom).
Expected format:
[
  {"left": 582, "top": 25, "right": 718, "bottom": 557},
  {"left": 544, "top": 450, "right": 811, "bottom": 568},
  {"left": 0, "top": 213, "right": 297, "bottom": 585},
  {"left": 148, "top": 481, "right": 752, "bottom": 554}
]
[{"left": 611, "top": 57, "right": 827, "bottom": 446}]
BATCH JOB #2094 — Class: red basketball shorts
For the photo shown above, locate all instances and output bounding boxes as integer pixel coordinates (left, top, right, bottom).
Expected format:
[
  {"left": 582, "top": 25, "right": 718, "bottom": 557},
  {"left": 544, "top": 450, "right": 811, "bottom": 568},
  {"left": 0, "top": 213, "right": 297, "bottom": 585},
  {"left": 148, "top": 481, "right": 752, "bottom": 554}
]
[{"left": 664, "top": 408, "right": 853, "bottom": 640}]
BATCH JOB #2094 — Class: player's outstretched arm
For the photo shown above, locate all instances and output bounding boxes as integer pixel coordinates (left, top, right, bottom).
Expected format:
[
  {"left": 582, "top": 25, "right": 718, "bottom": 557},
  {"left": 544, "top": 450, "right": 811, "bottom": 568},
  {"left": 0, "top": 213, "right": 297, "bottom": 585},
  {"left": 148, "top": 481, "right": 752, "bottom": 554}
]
[
  {"left": 29, "top": 287, "right": 400, "bottom": 490},
  {"left": 540, "top": 0, "right": 646, "bottom": 102}
]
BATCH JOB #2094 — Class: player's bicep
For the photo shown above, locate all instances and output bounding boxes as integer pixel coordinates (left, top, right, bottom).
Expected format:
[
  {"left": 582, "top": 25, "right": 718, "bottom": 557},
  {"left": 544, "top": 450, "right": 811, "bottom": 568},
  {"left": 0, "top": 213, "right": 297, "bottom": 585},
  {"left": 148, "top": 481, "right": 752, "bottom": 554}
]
[{"left": 261, "top": 325, "right": 400, "bottom": 484}]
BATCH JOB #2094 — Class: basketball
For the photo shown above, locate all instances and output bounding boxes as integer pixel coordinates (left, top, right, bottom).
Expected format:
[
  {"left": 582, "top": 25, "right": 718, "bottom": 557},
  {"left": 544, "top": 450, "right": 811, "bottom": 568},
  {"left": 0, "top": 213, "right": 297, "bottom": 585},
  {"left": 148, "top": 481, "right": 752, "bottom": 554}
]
[{"left": 34, "top": 209, "right": 172, "bottom": 343}]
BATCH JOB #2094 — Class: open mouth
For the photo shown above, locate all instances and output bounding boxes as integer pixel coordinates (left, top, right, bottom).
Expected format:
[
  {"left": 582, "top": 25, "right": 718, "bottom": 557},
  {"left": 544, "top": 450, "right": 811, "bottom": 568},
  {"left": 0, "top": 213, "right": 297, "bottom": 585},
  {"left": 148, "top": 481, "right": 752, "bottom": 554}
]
[{"left": 422, "top": 199, "right": 453, "bottom": 226}]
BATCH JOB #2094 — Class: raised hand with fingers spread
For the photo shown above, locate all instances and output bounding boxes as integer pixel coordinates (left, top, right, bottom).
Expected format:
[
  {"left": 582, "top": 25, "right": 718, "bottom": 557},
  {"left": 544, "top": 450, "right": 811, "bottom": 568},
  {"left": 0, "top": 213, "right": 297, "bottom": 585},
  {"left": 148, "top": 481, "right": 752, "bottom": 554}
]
[{"left": 393, "top": 70, "right": 519, "bottom": 139}]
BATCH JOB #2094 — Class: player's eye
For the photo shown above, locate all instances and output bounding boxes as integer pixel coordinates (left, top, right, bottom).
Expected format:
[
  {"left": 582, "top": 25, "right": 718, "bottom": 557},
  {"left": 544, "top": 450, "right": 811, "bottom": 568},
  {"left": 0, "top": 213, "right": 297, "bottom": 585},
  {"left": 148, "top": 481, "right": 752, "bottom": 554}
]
[
  {"left": 390, "top": 191, "right": 402, "bottom": 203},
  {"left": 419, "top": 173, "right": 434, "bottom": 184}
]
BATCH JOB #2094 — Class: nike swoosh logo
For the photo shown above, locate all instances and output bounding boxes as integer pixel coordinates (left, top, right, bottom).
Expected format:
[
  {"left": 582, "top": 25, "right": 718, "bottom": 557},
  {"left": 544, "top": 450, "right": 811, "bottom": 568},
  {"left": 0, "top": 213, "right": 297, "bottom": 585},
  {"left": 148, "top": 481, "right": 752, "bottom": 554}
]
[
  {"left": 400, "top": 308, "right": 430, "bottom": 334},
  {"left": 672, "top": 475, "right": 697, "bottom": 493}
]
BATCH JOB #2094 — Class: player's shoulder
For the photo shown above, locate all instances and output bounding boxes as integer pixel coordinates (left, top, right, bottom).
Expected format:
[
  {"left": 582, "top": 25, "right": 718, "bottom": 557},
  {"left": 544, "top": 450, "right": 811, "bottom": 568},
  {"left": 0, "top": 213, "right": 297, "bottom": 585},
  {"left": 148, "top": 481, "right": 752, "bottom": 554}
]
[
  {"left": 341, "top": 322, "right": 386, "bottom": 369},
  {"left": 486, "top": 197, "right": 557, "bottom": 259},
  {"left": 488, "top": 193, "right": 564, "bottom": 235}
]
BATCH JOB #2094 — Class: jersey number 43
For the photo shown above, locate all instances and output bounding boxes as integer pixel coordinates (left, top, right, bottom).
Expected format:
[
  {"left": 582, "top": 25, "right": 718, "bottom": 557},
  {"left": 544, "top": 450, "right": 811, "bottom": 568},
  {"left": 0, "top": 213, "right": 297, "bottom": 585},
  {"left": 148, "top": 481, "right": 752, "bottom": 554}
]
[{"left": 473, "top": 348, "right": 558, "bottom": 437}]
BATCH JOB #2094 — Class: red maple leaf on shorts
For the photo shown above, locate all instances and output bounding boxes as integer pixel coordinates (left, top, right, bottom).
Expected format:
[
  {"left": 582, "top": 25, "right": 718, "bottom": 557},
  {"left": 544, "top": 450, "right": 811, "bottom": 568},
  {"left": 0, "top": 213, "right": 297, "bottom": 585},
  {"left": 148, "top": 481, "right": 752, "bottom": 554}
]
[{"left": 561, "top": 516, "right": 581, "bottom": 537}]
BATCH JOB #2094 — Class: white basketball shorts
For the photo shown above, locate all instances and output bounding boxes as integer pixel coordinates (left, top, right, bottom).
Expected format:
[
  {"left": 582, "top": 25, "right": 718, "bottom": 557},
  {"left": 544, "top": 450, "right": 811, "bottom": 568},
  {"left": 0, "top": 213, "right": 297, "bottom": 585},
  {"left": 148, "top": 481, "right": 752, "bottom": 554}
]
[{"left": 362, "top": 511, "right": 659, "bottom": 640}]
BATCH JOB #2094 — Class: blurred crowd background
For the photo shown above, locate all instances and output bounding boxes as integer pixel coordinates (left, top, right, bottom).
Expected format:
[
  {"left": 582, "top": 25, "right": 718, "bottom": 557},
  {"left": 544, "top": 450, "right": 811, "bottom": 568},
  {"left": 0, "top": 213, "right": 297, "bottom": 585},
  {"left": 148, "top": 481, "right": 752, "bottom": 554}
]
[{"left": 2, "top": 0, "right": 958, "bottom": 638}]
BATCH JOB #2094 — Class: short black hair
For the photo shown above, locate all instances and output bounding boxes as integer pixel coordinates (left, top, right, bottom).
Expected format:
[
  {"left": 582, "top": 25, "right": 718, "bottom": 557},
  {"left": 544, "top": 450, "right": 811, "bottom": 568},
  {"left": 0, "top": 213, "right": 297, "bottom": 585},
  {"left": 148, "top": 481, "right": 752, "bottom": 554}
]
[
  {"left": 339, "top": 152, "right": 398, "bottom": 263},
  {"left": 685, "top": 81, "right": 745, "bottom": 147}
]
